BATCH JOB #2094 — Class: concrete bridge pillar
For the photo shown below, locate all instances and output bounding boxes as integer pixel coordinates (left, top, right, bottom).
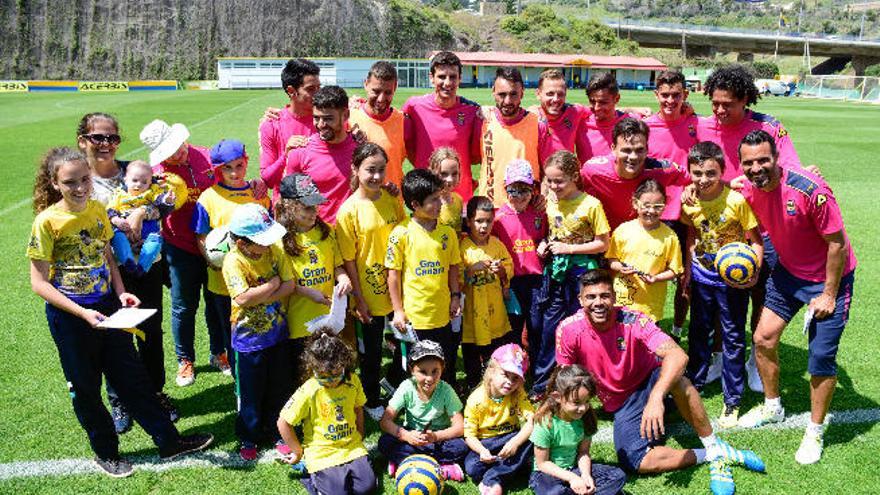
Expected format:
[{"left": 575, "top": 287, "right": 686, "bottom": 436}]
[
  {"left": 737, "top": 52, "right": 754, "bottom": 62},
  {"left": 852, "top": 55, "right": 880, "bottom": 76},
  {"left": 684, "top": 44, "right": 716, "bottom": 59}
]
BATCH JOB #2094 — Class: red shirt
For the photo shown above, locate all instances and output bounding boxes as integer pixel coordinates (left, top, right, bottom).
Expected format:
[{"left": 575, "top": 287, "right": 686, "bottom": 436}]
[
  {"left": 645, "top": 113, "right": 700, "bottom": 221},
  {"left": 153, "top": 145, "right": 217, "bottom": 254},
  {"left": 492, "top": 203, "right": 547, "bottom": 277},
  {"left": 576, "top": 110, "right": 633, "bottom": 164},
  {"left": 285, "top": 134, "right": 358, "bottom": 225},
  {"left": 556, "top": 307, "right": 671, "bottom": 413},
  {"left": 259, "top": 106, "right": 316, "bottom": 193}
]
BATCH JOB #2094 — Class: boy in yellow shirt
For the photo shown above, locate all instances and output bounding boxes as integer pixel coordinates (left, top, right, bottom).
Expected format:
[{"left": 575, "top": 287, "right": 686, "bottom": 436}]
[{"left": 386, "top": 169, "right": 462, "bottom": 387}]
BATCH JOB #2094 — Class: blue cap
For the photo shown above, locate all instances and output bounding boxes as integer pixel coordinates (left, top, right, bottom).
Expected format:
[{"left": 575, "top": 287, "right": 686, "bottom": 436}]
[
  {"left": 228, "top": 203, "right": 287, "bottom": 246},
  {"left": 210, "top": 139, "right": 246, "bottom": 167}
]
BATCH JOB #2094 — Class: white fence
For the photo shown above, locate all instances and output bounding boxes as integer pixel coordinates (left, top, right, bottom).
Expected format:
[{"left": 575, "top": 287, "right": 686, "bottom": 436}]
[{"left": 800, "top": 75, "right": 880, "bottom": 104}]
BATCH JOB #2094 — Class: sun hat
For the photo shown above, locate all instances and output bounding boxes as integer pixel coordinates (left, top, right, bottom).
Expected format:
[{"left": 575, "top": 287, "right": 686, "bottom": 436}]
[
  {"left": 491, "top": 343, "right": 529, "bottom": 379},
  {"left": 408, "top": 340, "right": 445, "bottom": 368},
  {"left": 228, "top": 203, "right": 287, "bottom": 246},
  {"left": 210, "top": 139, "right": 246, "bottom": 167},
  {"left": 140, "top": 119, "right": 190, "bottom": 166},
  {"left": 280, "top": 174, "right": 327, "bottom": 206},
  {"left": 504, "top": 159, "right": 535, "bottom": 186}
]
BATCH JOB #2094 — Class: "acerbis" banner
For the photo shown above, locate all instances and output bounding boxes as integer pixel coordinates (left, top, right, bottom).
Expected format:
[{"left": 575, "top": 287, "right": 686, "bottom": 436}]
[
  {"left": 78, "top": 81, "right": 129, "bottom": 92},
  {"left": 0, "top": 81, "right": 28, "bottom": 92}
]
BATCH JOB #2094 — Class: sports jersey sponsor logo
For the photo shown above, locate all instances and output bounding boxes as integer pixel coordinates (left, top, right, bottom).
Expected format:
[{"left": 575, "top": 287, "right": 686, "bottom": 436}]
[
  {"left": 78, "top": 81, "right": 129, "bottom": 92},
  {"left": 415, "top": 260, "right": 445, "bottom": 276},
  {"left": 0, "top": 81, "right": 28, "bottom": 92},
  {"left": 816, "top": 194, "right": 827, "bottom": 206},
  {"left": 300, "top": 265, "right": 332, "bottom": 286},
  {"left": 777, "top": 126, "right": 788, "bottom": 138},
  {"left": 512, "top": 238, "right": 536, "bottom": 253}
]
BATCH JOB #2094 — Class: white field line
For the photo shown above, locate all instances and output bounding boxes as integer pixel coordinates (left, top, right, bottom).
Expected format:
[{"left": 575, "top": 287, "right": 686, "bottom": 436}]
[
  {"left": 5, "top": 92, "right": 275, "bottom": 215},
  {"left": 1, "top": 408, "right": 878, "bottom": 480}
]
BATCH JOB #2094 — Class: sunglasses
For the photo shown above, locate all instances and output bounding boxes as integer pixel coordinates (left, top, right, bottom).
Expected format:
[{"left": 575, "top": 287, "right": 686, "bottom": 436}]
[
  {"left": 505, "top": 186, "right": 533, "bottom": 198},
  {"left": 82, "top": 133, "right": 121, "bottom": 145}
]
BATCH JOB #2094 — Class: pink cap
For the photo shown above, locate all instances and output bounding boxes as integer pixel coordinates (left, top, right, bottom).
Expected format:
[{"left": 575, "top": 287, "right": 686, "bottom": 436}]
[
  {"left": 504, "top": 159, "right": 534, "bottom": 186},
  {"left": 491, "top": 343, "right": 529, "bottom": 379}
]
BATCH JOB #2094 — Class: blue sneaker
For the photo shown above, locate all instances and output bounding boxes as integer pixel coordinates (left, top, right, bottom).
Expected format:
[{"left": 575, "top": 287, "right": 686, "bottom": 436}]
[
  {"left": 710, "top": 439, "right": 766, "bottom": 473},
  {"left": 110, "top": 400, "right": 132, "bottom": 434},
  {"left": 709, "top": 459, "right": 735, "bottom": 495},
  {"left": 290, "top": 461, "right": 307, "bottom": 476}
]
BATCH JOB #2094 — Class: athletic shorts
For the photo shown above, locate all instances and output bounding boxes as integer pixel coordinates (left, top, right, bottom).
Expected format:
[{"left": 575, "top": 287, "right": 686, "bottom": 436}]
[
  {"left": 612, "top": 367, "right": 664, "bottom": 472},
  {"left": 763, "top": 263, "right": 855, "bottom": 376}
]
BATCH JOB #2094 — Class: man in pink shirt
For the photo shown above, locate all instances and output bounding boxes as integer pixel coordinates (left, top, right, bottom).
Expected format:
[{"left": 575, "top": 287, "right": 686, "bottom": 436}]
[
  {"left": 735, "top": 130, "right": 856, "bottom": 466},
  {"left": 530, "top": 68, "right": 591, "bottom": 156},
  {"left": 556, "top": 269, "right": 764, "bottom": 484},
  {"left": 576, "top": 73, "right": 639, "bottom": 164},
  {"left": 402, "top": 51, "right": 482, "bottom": 201},
  {"left": 260, "top": 58, "right": 320, "bottom": 196},
  {"left": 581, "top": 118, "right": 691, "bottom": 231},
  {"left": 284, "top": 85, "right": 358, "bottom": 224}
]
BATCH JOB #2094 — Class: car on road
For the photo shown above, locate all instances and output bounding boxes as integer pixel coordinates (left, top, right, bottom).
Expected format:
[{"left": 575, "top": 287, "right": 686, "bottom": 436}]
[{"left": 756, "top": 78, "right": 790, "bottom": 96}]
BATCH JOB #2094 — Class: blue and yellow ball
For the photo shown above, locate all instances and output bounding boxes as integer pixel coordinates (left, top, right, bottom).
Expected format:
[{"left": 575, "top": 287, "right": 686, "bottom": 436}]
[
  {"left": 715, "top": 242, "right": 759, "bottom": 286},
  {"left": 395, "top": 454, "right": 445, "bottom": 495}
]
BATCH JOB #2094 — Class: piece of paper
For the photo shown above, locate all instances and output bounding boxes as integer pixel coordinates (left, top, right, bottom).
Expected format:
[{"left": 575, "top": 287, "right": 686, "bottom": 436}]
[
  {"left": 305, "top": 283, "right": 348, "bottom": 335},
  {"left": 97, "top": 307, "right": 157, "bottom": 329},
  {"left": 802, "top": 308, "right": 815, "bottom": 335}
]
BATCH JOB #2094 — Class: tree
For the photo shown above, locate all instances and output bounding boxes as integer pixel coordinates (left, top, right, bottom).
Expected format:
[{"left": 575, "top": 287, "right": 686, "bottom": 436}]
[{"left": 751, "top": 61, "right": 780, "bottom": 79}]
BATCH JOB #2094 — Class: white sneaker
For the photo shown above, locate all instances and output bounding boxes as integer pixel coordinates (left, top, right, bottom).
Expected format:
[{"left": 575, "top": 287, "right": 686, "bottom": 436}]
[
  {"left": 746, "top": 351, "right": 763, "bottom": 393},
  {"left": 365, "top": 405, "right": 385, "bottom": 422},
  {"left": 738, "top": 404, "right": 785, "bottom": 428},
  {"left": 795, "top": 429, "right": 824, "bottom": 465},
  {"left": 706, "top": 352, "right": 723, "bottom": 384}
]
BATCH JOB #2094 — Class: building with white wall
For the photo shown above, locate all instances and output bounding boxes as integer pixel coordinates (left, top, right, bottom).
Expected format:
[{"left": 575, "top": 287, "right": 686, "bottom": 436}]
[{"left": 217, "top": 57, "right": 430, "bottom": 89}]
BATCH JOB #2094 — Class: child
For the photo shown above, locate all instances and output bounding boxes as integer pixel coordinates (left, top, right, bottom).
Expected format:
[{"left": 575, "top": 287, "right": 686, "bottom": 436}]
[
  {"left": 535, "top": 150, "right": 610, "bottom": 398},
  {"left": 276, "top": 172, "right": 353, "bottom": 356},
  {"left": 222, "top": 203, "right": 294, "bottom": 460},
  {"left": 386, "top": 169, "right": 462, "bottom": 387},
  {"left": 378, "top": 340, "right": 468, "bottom": 481},
  {"left": 529, "top": 365, "right": 626, "bottom": 495},
  {"left": 193, "top": 139, "right": 270, "bottom": 376},
  {"left": 492, "top": 160, "right": 548, "bottom": 383},
  {"left": 429, "top": 147, "right": 465, "bottom": 234},
  {"left": 28, "top": 147, "right": 212, "bottom": 477},
  {"left": 681, "top": 141, "right": 763, "bottom": 428},
  {"left": 107, "top": 160, "right": 174, "bottom": 276},
  {"left": 460, "top": 195, "right": 515, "bottom": 389},
  {"left": 277, "top": 330, "right": 376, "bottom": 495},
  {"left": 606, "top": 178, "right": 683, "bottom": 322},
  {"left": 335, "top": 143, "right": 405, "bottom": 421},
  {"left": 463, "top": 344, "right": 535, "bottom": 495}
]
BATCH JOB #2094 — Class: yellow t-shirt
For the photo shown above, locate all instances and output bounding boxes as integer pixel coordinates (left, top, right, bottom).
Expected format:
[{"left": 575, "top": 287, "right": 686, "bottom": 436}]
[
  {"left": 280, "top": 228, "right": 343, "bottom": 339},
  {"left": 479, "top": 110, "right": 542, "bottom": 207},
  {"left": 438, "top": 192, "right": 464, "bottom": 234},
  {"left": 545, "top": 192, "right": 610, "bottom": 244},
  {"left": 279, "top": 374, "right": 368, "bottom": 473},
  {"left": 334, "top": 190, "right": 404, "bottom": 316},
  {"left": 348, "top": 107, "right": 407, "bottom": 189},
  {"left": 385, "top": 218, "right": 461, "bottom": 329},
  {"left": 27, "top": 200, "right": 113, "bottom": 304},
  {"left": 464, "top": 386, "right": 534, "bottom": 439},
  {"left": 680, "top": 187, "right": 758, "bottom": 271},
  {"left": 460, "top": 236, "right": 514, "bottom": 345},
  {"left": 223, "top": 243, "right": 292, "bottom": 352},
  {"left": 605, "top": 219, "right": 683, "bottom": 321},
  {"left": 107, "top": 183, "right": 167, "bottom": 216},
  {"left": 194, "top": 183, "right": 270, "bottom": 295}
]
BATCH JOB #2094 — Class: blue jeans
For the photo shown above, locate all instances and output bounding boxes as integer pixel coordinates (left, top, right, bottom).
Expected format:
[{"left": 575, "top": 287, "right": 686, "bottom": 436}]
[
  {"left": 534, "top": 270, "right": 583, "bottom": 393},
  {"left": 378, "top": 432, "right": 469, "bottom": 465},
  {"left": 163, "top": 242, "right": 224, "bottom": 363},
  {"left": 464, "top": 431, "right": 533, "bottom": 486},
  {"left": 529, "top": 464, "right": 626, "bottom": 495}
]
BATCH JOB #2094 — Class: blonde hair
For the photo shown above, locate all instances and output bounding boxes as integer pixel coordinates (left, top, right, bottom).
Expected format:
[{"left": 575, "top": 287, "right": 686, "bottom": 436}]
[
  {"left": 479, "top": 358, "right": 526, "bottom": 402},
  {"left": 125, "top": 160, "right": 152, "bottom": 178},
  {"left": 428, "top": 147, "right": 461, "bottom": 175},
  {"left": 543, "top": 150, "right": 582, "bottom": 190},
  {"left": 33, "top": 147, "right": 89, "bottom": 214}
]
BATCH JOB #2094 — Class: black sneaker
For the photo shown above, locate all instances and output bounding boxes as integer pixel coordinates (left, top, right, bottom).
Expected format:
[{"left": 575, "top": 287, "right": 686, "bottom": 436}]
[
  {"left": 156, "top": 392, "right": 180, "bottom": 423},
  {"left": 159, "top": 433, "right": 214, "bottom": 460},
  {"left": 110, "top": 401, "right": 132, "bottom": 435},
  {"left": 94, "top": 456, "right": 134, "bottom": 478}
]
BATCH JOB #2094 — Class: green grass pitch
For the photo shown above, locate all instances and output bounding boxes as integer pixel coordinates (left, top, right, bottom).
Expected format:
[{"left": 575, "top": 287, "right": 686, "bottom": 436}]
[{"left": 0, "top": 88, "right": 878, "bottom": 494}]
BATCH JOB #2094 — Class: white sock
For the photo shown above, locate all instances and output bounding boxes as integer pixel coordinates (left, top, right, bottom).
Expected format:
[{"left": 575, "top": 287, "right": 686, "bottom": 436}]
[
  {"left": 693, "top": 448, "right": 707, "bottom": 464},
  {"left": 764, "top": 397, "right": 782, "bottom": 411},
  {"left": 807, "top": 421, "right": 824, "bottom": 436},
  {"left": 700, "top": 434, "right": 719, "bottom": 450}
]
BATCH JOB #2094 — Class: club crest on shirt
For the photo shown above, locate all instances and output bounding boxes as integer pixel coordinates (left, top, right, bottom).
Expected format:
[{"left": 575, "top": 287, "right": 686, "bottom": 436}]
[
  {"left": 308, "top": 248, "right": 319, "bottom": 264},
  {"left": 786, "top": 199, "right": 796, "bottom": 215},
  {"left": 563, "top": 117, "right": 572, "bottom": 129},
  {"left": 688, "top": 124, "right": 697, "bottom": 137},
  {"left": 534, "top": 216, "right": 543, "bottom": 231},
  {"left": 617, "top": 337, "right": 626, "bottom": 351},
  {"left": 457, "top": 112, "right": 466, "bottom": 126},
  {"left": 441, "top": 233, "right": 449, "bottom": 250}
]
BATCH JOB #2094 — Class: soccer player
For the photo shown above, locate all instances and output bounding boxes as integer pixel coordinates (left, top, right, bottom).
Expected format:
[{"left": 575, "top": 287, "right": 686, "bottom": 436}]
[
  {"left": 735, "top": 130, "right": 857, "bottom": 465},
  {"left": 284, "top": 85, "right": 357, "bottom": 224},
  {"left": 402, "top": 51, "right": 482, "bottom": 201},
  {"left": 530, "top": 68, "right": 591, "bottom": 156},
  {"left": 580, "top": 118, "right": 690, "bottom": 231},
  {"left": 348, "top": 61, "right": 407, "bottom": 189},
  {"left": 478, "top": 66, "right": 552, "bottom": 207},
  {"left": 576, "top": 72, "right": 640, "bottom": 164},
  {"left": 260, "top": 58, "right": 320, "bottom": 196}
]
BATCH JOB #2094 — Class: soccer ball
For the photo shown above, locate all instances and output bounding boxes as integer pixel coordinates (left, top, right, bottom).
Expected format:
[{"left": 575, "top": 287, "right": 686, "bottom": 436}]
[
  {"left": 205, "top": 226, "right": 231, "bottom": 268},
  {"left": 396, "top": 454, "right": 445, "bottom": 495},
  {"left": 715, "top": 242, "right": 759, "bottom": 286}
]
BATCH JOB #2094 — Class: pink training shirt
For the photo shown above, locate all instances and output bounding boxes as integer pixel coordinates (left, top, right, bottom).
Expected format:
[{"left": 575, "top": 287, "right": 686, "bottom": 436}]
[
  {"left": 556, "top": 307, "right": 671, "bottom": 413},
  {"left": 580, "top": 154, "right": 691, "bottom": 231},
  {"left": 492, "top": 203, "right": 548, "bottom": 277},
  {"left": 402, "top": 94, "right": 482, "bottom": 201},
  {"left": 285, "top": 133, "right": 358, "bottom": 225},
  {"left": 537, "top": 103, "right": 590, "bottom": 156},
  {"left": 645, "top": 113, "right": 700, "bottom": 221},
  {"left": 575, "top": 110, "right": 633, "bottom": 164},
  {"left": 259, "top": 106, "right": 316, "bottom": 194},
  {"left": 697, "top": 110, "right": 801, "bottom": 182},
  {"left": 740, "top": 167, "right": 856, "bottom": 282},
  {"left": 153, "top": 144, "right": 218, "bottom": 255}
]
